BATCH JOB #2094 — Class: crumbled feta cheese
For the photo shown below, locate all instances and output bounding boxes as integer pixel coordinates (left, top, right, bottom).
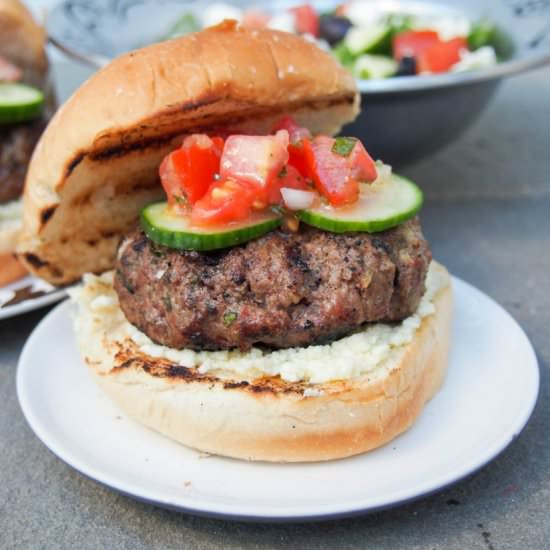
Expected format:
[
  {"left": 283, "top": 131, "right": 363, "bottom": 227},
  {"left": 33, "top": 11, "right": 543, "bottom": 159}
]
[
  {"left": 71, "top": 264, "right": 446, "bottom": 384},
  {"left": 452, "top": 46, "right": 497, "bottom": 72}
]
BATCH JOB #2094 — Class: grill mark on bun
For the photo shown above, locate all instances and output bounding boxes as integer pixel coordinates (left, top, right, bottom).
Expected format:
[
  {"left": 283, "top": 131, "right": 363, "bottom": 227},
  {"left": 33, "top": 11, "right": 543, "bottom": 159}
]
[
  {"left": 223, "top": 381, "right": 249, "bottom": 389},
  {"left": 23, "top": 252, "right": 48, "bottom": 269},
  {"left": 111, "top": 346, "right": 307, "bottom": 396},
  {"left": 61, "top": 94, "right": 356, "bottom": 173},
  {"left": 65, "top": 152, "right": 85, "bottom": 178},
  {"left": 40, "top": 205, "right": 56, "bottom": 225}
]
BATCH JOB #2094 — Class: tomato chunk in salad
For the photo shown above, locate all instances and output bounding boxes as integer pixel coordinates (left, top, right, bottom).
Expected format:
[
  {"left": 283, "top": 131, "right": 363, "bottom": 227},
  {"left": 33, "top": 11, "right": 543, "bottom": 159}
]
[
  {"left": 393, "top": 30, "right": 467, "bottom": 74},
  {"left": 157, "top": 117, "right": 380, "bottom": 226},
  {"left": 290, "top": 4, "right": 319, "bottom": 37}
]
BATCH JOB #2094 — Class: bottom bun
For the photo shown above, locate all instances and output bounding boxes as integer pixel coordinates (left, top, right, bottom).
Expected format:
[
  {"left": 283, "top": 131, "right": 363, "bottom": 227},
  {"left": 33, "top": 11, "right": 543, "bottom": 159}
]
[
  {"left": 72, "top": 261, "right": 453, "bottom": 462},
  {"left": 0, "top": 253, "right": 27, "bottom": 286}
]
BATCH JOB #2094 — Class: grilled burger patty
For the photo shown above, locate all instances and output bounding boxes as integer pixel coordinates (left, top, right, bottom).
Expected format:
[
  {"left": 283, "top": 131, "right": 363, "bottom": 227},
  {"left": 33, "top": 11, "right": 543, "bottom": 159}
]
[
  {"left": 0, "top": 119, "right": 45, "bottom": 205},
  {"left": 115, "top": 218, "right": 432, "bottom": 351}
]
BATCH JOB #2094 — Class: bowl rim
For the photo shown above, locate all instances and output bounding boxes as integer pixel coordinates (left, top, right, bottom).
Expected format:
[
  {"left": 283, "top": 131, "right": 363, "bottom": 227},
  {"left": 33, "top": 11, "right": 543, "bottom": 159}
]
[
  {"left": 356, "top": 52, "right": 550, "bottom": 93},
  {"left": 46, "top": 0, "right": 550, "bottom": 94}
]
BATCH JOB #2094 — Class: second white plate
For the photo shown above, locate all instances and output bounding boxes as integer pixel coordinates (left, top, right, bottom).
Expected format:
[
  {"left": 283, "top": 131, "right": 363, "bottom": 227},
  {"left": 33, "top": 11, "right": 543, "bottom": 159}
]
[
  {"left": 16, "top": 276, "right": 539, "bottom": 521},
  {"left": 0, "top": 276, "right": 67, "bottom": 320}
]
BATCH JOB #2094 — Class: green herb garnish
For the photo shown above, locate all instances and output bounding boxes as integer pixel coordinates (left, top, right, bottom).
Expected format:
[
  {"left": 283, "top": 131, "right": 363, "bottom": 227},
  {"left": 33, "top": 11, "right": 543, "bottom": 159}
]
[
  {"left": 162, "top": 295, "right": 173, "bottom": 312},
  {"left": 223, "top": 311, "right": 238, "bottom": 327},
  {"left": 173, "top": 195, "right": 187, "bottom": 206},
  {"left": 332, "top": 137, "right": 357, "bottom": 157}
]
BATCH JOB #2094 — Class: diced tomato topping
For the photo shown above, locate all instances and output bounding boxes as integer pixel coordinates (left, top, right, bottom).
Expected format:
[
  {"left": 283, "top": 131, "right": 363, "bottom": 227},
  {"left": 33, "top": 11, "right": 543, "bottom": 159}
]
[
  {"left": 417, "top": 37, "right": 467, "bottom": 74},
  {"left": 268, "top": 164, "right": 309, "bottom": 204},
  {"left": 220, "top": 130, "right": 289, "bottom": 202},
  {"left": 159, "top": 134, "right": 223, "bottom": 208},
  {"left": 348, "top": 139, "right": 378, "bottom": 182},
  {"left": 302, "top": 136, "right": 377, "bottom": 206},
  {"left": 158, "top": 121, "right": 377, "bottom": 224},
  {"left": 287, "top": 142, "right": 312, "bottom": 180},
  {"left": 273, "top": 116, "right": 312, "bottom": 144},
  {"left": 191, "top": 179, "right": 255, "bottom": 226},
  {"left": 289, "top": 4, "right": 319, "bottom": 37},
  {"left": 393, "top": 30, "right": 467, "bottom": 74},
  {"left": 272, "top": 117, "right": 312, "bottom": 179}
]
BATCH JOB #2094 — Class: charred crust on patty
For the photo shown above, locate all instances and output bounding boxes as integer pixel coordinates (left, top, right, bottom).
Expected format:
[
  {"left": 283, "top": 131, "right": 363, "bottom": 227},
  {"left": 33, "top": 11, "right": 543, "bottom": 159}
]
[{"left": 114, "top": 218, "right": 431, "bottom": 351}]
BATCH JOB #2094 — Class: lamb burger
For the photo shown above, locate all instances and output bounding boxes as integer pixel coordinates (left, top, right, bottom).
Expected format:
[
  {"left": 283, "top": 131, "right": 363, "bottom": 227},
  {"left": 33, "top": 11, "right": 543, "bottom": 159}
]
[{"left": 18, "top": 21, "right": 452, "bottom": 462}]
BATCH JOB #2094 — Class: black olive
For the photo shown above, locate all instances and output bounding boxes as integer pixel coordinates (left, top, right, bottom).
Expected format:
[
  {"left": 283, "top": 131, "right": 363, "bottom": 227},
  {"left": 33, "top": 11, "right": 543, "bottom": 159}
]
[
  {"left": 395, "top": 55, "right": 417, "bottom": 76},
  {"left": 319, "top": 14, "right": 352, "bottom": 46}
]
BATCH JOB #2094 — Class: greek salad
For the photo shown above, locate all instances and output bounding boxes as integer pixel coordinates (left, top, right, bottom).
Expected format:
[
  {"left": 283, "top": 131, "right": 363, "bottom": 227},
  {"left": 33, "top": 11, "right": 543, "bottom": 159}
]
[{"left": 161, "top": 2, "right": 508, "bottom": 79}]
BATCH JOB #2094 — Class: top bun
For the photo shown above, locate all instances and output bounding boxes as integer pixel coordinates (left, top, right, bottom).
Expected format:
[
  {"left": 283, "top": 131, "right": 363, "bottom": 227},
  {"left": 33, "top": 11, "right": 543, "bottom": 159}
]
[
  {"left": 18, "top": 21, "right": 359, "bottom": 285},
  {"left": 0, "top": 0, "right": 48, "bottom": 86}
]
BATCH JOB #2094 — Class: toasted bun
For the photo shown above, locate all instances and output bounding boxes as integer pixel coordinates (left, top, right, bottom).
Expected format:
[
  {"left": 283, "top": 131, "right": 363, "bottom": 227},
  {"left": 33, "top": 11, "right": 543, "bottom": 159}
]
[
  {"left": 72, "top": 261, "right": 452, "bottom": 462},
  {"left": 0, "top": 0, "right": 48, "bottom": 86},
  {"left": 0, "top": 200, "right": 26, "bottom": 284},
  {"left": 17, "top": 21, "right": 359, "bottom": 285},
  {"left": 0, "top": 253, "right": 27, "bottom": 286}
]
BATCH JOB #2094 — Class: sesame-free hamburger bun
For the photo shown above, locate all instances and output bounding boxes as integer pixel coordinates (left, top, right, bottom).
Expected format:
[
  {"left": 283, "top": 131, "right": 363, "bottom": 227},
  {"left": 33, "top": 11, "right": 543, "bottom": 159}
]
[
  {"left": 18, "top": 22, "right": 452, "bottom": 462},
  {"left": 0, "top": 0, "right": 50, "bottom": 286}
]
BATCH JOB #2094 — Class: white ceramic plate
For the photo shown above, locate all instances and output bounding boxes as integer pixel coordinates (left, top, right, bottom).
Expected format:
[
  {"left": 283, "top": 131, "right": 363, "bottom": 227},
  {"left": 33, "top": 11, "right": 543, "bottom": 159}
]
[
  {"left": 0, "top": 276, "right": 67, "bottom": 320},
  {"left": 16, "top": 276, "right": 539, "bottom": 521}
]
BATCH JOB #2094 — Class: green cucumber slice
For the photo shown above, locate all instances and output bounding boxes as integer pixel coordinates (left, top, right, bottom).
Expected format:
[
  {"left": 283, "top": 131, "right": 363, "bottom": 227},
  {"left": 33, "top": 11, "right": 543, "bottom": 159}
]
[
  {"left": 140, "top": 202, "right": 282, "bottom": 251},
  {"left": 332, "top": 41, "right": 355, "bottom": 68},
  {"left": 0, "top": 83, "right": 44, "bottom": 124},
  {"left": 297, "top": 174, "right": 422, "bottom": 233},
  {"left": 344, "top": 24, "right": 392, "bottom": 56},
  {"left": 354, "top": 54, "right": 398, "bottom": 79}
]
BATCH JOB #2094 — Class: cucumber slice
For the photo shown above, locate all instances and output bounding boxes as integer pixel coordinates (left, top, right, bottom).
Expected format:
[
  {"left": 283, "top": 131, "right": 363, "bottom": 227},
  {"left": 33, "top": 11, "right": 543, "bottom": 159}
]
[
  {"left": 354, "top": 54, "right": 398, "bottom": 79},
  {"left": 140, "top": 202, "right": 282, "bottom": 251},
  {"left": 0, "top": 83, "right": 44, "bottom": 124},
  {"left": 332, "top": 41, "right": 355, "bottom": 68},
  {"left": 297, "top": 174, "right": 422, "bottom": 233},
  {"left": 344, "top": 24, "right": 392, "bottom": 56}
]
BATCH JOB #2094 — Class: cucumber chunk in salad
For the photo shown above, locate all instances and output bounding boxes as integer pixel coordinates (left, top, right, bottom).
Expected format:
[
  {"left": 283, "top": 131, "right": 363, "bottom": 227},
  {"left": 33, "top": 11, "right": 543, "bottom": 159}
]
[
  {"left": 297, "top": 174, "right": 423, "bottom": 234},
  {"left": 0, "top": 83, "right": 44, "bottom": 124},
  {"left": 344, "top": 24, "right": 393, "bottom": 56},
  {"left": 140, "top": 202, "right": 282, "bottom": 251},
  {"left": 354, "top": 54, "right": 398, "bottom": 79}
]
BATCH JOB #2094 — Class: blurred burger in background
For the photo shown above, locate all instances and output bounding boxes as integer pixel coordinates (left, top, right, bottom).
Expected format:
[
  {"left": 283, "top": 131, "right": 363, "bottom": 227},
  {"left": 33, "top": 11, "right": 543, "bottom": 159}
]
[{"left": 0, "top": 0, "right": 53, "bottom": 285}]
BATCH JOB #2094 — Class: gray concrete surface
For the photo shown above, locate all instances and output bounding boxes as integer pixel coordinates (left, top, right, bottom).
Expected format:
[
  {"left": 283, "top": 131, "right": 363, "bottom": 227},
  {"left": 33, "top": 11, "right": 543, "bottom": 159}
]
[{"left": 1, "top": 70, "right": 549, "bottom": 549}]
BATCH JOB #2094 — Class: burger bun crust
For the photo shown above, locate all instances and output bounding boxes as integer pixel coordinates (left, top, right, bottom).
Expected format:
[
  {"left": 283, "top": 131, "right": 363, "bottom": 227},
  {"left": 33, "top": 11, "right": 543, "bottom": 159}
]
[{"left": 0, "top": 253, "right": 27, "bottom": 286}]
